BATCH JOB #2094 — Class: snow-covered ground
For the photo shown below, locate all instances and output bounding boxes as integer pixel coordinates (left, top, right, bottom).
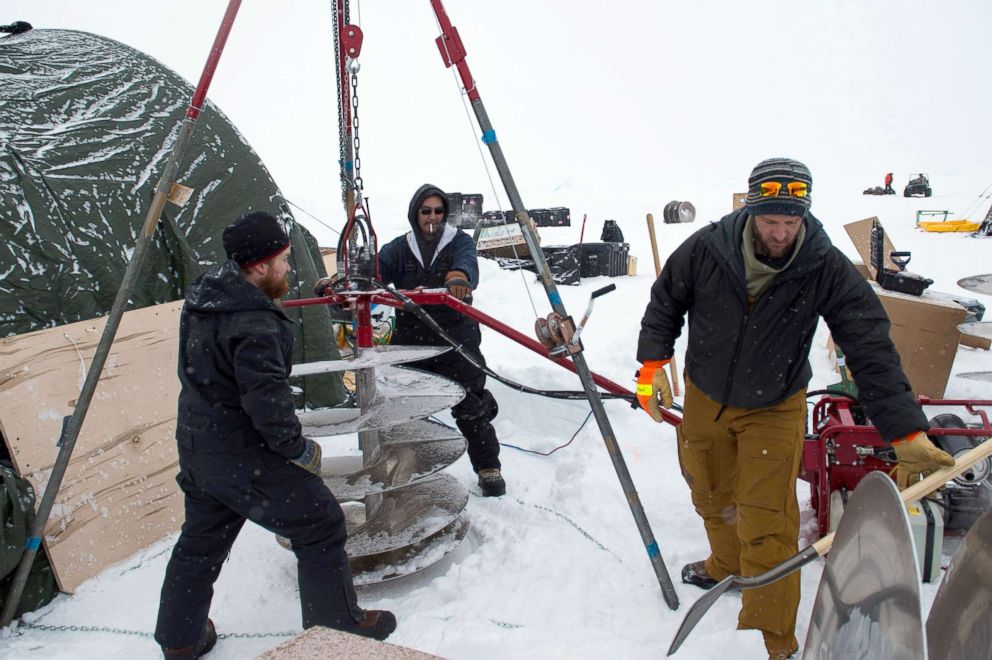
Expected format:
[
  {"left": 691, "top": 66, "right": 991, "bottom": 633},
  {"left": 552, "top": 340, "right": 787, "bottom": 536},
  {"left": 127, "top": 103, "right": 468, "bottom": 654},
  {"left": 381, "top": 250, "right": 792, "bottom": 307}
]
[{"left": 3, "top": 1, "right": 991, "bottom": 658}]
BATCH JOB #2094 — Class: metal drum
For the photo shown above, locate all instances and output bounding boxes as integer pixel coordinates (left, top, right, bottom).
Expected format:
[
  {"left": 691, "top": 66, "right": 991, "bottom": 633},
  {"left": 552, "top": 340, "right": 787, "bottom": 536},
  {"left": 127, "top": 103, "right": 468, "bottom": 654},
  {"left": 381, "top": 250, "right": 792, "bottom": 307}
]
[{"left": 663, "top": 200, "right": 696, "bottom": 224}]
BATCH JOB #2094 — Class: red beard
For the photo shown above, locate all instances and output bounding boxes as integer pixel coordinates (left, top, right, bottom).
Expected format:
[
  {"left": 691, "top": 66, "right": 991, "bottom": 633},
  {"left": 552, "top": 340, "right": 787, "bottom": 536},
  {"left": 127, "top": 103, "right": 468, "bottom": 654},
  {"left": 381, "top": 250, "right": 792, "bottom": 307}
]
[{"left": 259, "top": 269, "right": 290, "bottom": 300}]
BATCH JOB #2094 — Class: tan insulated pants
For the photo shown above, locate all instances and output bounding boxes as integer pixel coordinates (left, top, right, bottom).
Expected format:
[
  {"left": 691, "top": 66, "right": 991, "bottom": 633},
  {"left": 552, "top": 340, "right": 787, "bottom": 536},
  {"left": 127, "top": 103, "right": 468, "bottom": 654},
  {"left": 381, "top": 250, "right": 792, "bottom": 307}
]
[{"left": 677, "top": 377, "right": 806, "bottom": 638}]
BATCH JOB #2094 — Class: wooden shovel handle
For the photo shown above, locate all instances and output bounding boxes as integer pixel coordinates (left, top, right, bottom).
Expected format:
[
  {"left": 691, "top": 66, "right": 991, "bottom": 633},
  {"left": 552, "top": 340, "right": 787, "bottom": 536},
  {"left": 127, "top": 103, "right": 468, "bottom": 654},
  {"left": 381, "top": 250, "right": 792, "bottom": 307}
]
[{"left": 811, "top": 437, "right": 992, "bottom": 557}]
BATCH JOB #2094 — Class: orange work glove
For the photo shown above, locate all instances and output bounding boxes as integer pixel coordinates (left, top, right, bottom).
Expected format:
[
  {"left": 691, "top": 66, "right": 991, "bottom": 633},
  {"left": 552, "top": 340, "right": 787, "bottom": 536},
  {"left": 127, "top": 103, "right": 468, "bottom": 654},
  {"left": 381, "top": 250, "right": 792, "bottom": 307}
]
[
  {"left": 445, "top": 270, "right": 473, "bottom": 300},
  {"left": 891, "top": 430, "right": 955, "bottom": 488},
  {"left": 635, "top": 359, "right": 672, "bottom": 422}
]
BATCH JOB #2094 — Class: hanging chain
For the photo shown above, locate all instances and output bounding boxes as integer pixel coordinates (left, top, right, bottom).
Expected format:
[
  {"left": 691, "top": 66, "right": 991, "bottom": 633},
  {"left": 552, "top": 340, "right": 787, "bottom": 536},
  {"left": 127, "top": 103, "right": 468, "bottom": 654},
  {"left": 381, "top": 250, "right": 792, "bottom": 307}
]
[
  {"left": 15, "top": 621, "right": 296, "bottom": 641},
  {"left": 350, "top": 62, "right": 363, "bottom": 203},
  {"left": 331, "top": 1, "right": 347, "bottom": 205}
]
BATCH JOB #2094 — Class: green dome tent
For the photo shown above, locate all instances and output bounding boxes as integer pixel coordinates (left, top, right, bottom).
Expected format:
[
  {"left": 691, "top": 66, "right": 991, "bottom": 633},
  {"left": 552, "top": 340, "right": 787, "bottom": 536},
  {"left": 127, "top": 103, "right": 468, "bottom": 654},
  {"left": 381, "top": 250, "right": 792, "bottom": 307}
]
[{"left": 0, "top": 26, "right": 346, "bottom": 407}]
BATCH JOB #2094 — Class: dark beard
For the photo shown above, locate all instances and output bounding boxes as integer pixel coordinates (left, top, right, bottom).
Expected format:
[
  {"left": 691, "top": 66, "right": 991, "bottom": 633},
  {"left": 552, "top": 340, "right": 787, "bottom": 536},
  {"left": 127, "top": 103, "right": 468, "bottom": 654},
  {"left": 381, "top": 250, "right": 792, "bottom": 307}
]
[{"left": 259, "top": 271, "right": 290, "bottom": 300}]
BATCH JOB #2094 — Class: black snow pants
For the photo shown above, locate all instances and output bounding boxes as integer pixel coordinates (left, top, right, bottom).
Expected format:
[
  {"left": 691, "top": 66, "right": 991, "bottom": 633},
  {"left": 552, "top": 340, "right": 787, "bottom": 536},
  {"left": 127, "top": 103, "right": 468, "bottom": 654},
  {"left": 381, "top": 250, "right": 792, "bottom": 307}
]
[
  {"left": 154, "top": 442, "right": 362, "bottom": 649},
  {"left": 392, "top": 320, "right": 501, "bottom": 473}
]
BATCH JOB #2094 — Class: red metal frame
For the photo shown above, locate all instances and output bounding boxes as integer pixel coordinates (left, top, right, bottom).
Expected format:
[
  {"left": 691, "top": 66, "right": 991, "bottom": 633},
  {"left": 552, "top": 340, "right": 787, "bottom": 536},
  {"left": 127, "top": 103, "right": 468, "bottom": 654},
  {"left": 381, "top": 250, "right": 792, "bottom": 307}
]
[
  {"left": 285, "top": 288, "right": 683, "bottom": 427},
  {"left": 431, "top": 0, "right": 479, "bottom": 101},
  {"left": 802, "top": 395, "right": 992, "bottom": 537},
  {"left": 287, "top": 291, "right": 992, "bottom": 539}
]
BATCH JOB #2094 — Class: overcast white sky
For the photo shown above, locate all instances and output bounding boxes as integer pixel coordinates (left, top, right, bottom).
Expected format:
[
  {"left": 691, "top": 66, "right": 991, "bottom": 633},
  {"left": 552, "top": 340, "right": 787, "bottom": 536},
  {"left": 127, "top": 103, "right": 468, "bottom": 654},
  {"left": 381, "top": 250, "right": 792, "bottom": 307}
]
[
  {"left": 4, "top": 3, "right": 992, "bottom": 658},
  {"left": 9, "top": 1, "right": 992, "bottom": 247}
]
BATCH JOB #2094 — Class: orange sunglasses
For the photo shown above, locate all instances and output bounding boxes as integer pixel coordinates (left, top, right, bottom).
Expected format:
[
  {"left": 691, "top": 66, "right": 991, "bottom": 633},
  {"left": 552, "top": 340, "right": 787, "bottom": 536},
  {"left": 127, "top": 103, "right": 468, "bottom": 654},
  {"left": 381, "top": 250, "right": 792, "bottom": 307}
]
[{"left": 759, "top": 181, "right": 809, "bottom": 198}]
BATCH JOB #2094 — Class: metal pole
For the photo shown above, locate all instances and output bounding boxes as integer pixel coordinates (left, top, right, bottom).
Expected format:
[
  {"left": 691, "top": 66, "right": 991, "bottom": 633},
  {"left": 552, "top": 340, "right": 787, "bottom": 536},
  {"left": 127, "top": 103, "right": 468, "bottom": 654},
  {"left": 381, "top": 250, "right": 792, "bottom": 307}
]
[
  {"left": 429, "top": 0, "right": 678, "bottom": 610},
  {"left": 1, "top": 0, "right": 243, "bottom": 627}
]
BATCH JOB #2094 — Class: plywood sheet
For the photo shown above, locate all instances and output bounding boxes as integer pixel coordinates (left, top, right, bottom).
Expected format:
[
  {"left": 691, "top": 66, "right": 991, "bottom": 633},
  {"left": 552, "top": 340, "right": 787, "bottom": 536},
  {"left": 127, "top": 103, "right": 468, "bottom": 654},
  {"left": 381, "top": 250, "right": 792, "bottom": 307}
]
[
  {"left": 0, "top": 301, "right": 184, "bottom": 592},
  {"left": 255, "top": 625, "right": 441, "bottom": 660}
]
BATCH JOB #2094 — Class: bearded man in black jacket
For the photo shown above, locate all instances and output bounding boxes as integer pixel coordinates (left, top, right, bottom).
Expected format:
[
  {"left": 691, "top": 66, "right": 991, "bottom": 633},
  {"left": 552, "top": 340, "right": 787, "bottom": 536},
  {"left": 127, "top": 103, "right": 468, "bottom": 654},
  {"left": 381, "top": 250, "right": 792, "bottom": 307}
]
[
  {"left": 154, "top": 212, "right": 395, "bottom": 658},
  {"left": 635, "top": 158, "right": 953, "bottom": 659}
]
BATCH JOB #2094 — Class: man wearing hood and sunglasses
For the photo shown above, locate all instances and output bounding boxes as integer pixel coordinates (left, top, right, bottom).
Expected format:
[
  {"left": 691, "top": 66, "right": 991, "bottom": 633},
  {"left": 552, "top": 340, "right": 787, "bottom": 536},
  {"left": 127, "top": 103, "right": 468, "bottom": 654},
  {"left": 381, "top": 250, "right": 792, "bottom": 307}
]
[{"left": 378, "top": 184, "right": 505, "bottom": 497}]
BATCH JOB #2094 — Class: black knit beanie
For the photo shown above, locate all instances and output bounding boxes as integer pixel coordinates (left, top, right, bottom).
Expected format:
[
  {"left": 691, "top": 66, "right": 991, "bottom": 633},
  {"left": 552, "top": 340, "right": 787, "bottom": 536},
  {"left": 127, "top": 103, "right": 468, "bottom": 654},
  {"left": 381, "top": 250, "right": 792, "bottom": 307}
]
[
  {"left": 745, "top": 157, "right": 813, "bottom": 217},
  {"left": 222, "top": 211, "right": 290, "bottom": 267}
]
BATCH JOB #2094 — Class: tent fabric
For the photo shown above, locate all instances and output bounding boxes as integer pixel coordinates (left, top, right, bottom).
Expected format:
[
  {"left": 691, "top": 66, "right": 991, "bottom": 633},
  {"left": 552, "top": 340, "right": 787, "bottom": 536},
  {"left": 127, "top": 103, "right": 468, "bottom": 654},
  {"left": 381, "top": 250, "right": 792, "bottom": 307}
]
[{"left": 0, "top": 27, "right": 346, "bottom": 407}]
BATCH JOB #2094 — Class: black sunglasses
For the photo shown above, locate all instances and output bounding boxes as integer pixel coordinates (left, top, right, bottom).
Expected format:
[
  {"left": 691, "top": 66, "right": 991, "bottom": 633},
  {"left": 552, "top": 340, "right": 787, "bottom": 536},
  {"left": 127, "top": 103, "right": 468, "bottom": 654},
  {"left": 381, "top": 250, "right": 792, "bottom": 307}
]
[{"left": 419, "top": 206, "right": 445, "bottom": 216}]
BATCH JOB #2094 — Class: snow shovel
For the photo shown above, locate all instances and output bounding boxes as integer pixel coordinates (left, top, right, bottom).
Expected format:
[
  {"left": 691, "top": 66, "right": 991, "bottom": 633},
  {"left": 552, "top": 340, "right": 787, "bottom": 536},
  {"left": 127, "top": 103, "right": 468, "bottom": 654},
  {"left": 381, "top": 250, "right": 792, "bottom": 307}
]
[{"left": 667, "top": 437, "right": 992, "bottom": 655}]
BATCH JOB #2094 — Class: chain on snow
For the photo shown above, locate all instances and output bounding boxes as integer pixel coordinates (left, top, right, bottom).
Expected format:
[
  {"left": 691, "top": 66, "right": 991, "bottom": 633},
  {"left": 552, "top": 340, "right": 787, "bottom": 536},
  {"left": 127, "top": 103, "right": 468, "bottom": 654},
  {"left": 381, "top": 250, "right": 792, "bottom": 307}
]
[{"left": 16, "top": 621, "right": 296, "bottom": 640}]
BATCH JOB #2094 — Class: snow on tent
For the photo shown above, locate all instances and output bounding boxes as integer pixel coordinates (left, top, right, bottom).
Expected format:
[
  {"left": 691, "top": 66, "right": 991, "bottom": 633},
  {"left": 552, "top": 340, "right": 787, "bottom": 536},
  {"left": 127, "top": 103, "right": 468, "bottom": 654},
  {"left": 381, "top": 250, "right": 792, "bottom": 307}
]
[
  {"left": 0, "top": 26, "right": 346, "bottom": 408},
  {"left": 0, "top": 25, "right": 350, "bottom": 597}
]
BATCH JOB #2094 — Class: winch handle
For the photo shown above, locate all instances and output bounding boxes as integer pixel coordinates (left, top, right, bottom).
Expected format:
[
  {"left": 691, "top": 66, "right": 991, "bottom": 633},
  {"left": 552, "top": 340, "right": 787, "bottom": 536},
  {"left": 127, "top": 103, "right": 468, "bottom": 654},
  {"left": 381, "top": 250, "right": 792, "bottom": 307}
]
[
  {"left": 570, "top": 284, "right": 617, "bottom": 345},
  {"left": 591, "top": 284, "right": 616, "bottom": 299}
]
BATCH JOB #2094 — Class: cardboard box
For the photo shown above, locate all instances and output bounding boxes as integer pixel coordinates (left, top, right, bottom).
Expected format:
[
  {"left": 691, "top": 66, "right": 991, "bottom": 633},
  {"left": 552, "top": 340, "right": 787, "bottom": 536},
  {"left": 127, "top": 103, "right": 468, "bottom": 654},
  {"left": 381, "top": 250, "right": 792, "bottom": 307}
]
[
  {"left": 870, "top": 283, "right": 965, "bottom": 398},
  {"left": 842, "top": 218, "right": 969, "bottom": 396},
  {"left": 732, "top": 192, "right": 748, "bottom": 211},
  {"left": 319, "top": 247, "right": 337, "bottom": 275},
  {"left": 473, "top": 220, "right": 534, "bottom": 258}
]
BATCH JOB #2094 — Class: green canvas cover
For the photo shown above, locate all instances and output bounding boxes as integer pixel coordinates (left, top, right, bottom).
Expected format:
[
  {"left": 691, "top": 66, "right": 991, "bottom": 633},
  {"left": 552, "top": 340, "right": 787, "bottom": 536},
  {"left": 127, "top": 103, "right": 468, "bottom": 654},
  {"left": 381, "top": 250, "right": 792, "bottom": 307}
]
[{"left": 0, "top": 27, "right": 346, "bottom": 407}]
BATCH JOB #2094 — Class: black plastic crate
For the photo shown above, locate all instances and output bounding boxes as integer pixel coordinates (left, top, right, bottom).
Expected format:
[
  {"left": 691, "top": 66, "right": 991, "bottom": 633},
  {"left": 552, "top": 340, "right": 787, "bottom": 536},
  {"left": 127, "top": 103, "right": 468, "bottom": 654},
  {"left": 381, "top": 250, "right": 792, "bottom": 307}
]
[
  {"left": 578, "top": 242, "right": 629, "bottom": 278},
  {"left": 546, "top": 207, "right": 571, "bottom": 227},
  {"left": 460, "top": 193, "right": 483, "bottom": 229},
  {"left": 528, "top": 207, "right": 570, "bottom": 227},
  {"left": 542, "top": 245, "right": 581, "bottom": 285},
  {"left": 446, "top": 192, "right": 484, "bottom": 229},
  {"left": 528, "top": 208, "right": 550, "bottom": 226},
  {"left": 479, "top": 210, "right": 505, "bottom": 227}
]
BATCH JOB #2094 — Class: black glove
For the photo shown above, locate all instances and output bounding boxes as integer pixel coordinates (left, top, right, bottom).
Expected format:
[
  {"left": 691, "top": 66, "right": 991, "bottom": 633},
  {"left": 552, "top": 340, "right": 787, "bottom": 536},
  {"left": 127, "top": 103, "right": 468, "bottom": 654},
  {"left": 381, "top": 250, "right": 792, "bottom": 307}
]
[{"left": 289, "top": 437, "right": 323, "bottom": 476}]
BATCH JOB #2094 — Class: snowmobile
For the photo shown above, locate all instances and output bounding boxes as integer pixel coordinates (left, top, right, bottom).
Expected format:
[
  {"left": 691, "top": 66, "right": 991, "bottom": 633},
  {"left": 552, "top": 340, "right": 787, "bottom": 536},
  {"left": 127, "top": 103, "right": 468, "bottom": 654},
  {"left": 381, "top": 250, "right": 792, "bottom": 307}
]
[{"left": 904, "top": 173, "right": 933, "bottom": 197}]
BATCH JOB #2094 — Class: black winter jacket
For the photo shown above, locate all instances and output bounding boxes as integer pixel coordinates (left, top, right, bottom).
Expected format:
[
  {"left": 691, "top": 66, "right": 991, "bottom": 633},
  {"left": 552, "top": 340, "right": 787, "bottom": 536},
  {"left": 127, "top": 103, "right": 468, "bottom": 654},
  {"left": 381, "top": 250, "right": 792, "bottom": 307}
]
[
  {"left": 637, "top": 209, "right": 928, "bottom": 441},
  {"left": 175, "top": 260, "right": 305, "bottom": 458},
  {"left": 378, "top": 184, "right": 481, "bottom": 345}
]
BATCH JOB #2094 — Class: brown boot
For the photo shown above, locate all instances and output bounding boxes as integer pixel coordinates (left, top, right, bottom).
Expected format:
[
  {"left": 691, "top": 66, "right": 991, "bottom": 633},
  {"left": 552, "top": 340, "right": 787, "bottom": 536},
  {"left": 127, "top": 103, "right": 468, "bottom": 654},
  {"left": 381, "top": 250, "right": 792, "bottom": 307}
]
[
  {"left": 478, "top": 468, "right": 506, "bottom": 497},
  {"left": 763, "top": 630, "right": 799, "bottom": 659},
  {"left": 351, "top": 609, "right": 397, "bottom": 641},
  {"left": 162, "top": 618, "right": 217, "bottom": 659}
]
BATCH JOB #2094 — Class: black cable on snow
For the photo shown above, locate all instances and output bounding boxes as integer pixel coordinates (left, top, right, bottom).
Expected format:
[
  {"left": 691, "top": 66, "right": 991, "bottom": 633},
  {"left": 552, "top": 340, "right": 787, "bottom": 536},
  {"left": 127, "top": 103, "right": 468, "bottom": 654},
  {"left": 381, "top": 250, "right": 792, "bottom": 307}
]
[{"left": 375, "top": 281, "right": 638, "bottom": 404}]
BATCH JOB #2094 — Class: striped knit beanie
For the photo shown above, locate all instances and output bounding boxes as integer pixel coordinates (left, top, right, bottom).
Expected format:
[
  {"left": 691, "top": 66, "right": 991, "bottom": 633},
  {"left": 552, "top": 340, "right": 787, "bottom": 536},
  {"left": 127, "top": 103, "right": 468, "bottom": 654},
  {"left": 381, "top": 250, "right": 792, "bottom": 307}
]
[{"left": 745, "top": 157, "right": 813, "bottom": 217}]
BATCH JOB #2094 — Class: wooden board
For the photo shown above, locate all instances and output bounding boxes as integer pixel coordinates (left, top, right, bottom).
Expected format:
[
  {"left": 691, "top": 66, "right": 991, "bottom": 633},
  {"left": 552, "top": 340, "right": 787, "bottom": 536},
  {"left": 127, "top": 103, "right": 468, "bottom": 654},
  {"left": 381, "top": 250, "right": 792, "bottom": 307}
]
[{"left": 0, "top": 301, "right": 185, "bottom": 592}]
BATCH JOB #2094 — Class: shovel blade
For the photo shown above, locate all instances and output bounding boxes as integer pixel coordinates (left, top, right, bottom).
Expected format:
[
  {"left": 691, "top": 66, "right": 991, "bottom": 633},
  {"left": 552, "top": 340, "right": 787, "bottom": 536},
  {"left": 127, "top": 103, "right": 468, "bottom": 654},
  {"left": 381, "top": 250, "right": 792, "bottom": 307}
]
[{"left": 667, "top": 576, "right": 741, "bottom": 655}]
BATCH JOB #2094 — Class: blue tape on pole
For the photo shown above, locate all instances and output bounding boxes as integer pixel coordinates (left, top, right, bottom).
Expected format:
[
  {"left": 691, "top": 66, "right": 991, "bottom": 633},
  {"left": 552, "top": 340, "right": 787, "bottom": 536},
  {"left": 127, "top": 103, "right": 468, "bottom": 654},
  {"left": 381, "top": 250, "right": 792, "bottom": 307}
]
[
  {"left": 26, "top": 536, "right": 41, "bottom": 551},
  {"left": 646, "top": 541, "right": 660, "bottom": 558},
  {"left": 481, "top": 129, "right": 496, "bottom": 144},
  {"left": 344, "top": 160, "right": 354, "bottom": 172},
  {"left": 549, "top": 291, "right": 562, "bottom": 307}
]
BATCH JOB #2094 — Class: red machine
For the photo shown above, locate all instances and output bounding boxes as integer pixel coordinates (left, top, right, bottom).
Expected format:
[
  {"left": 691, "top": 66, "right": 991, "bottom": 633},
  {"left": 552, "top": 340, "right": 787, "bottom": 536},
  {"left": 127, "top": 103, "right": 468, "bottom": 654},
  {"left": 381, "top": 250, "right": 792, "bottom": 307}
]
[{"left": 801, "top": 395, "right": 992, "bottom": 537}]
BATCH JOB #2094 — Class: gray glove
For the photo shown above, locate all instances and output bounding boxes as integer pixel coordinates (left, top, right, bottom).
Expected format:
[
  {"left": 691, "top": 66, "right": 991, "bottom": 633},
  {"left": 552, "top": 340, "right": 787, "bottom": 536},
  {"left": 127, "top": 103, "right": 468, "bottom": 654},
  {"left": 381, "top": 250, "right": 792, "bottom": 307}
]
[{"left": 289, "top": 437, "right": 323, "bottom": 476}]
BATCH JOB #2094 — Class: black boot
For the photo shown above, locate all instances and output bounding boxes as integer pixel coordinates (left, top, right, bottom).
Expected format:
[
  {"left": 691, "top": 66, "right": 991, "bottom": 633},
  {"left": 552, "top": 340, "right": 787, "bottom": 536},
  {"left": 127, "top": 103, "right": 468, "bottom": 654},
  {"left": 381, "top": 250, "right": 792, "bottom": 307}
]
[
  {"left": 162, "top": 618, "right": 217, "bottom": 659},
  {"left": 681, "top": 560, "right": 718, "bottom": 590},
  {"left": 478, "top": 468, "right": 506, "bottom": 497}
]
